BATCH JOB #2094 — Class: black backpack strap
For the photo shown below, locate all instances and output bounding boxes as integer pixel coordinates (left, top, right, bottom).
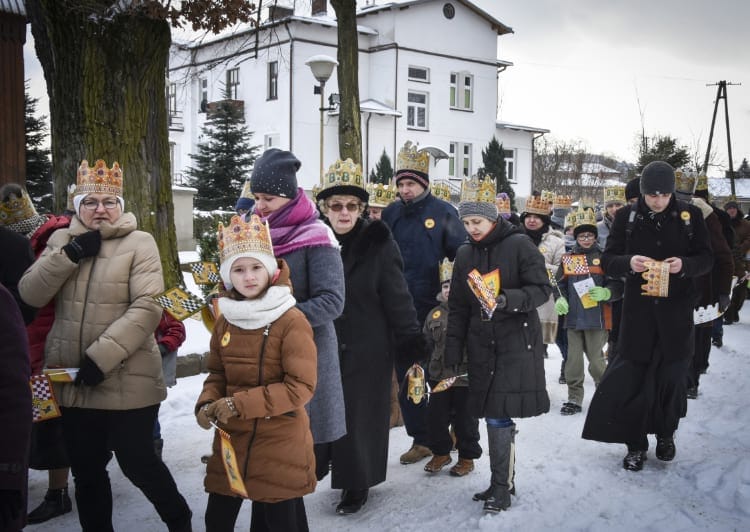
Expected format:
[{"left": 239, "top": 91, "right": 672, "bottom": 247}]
[{"left": 625, "top": 202, "right": 638, "bottom": 254}]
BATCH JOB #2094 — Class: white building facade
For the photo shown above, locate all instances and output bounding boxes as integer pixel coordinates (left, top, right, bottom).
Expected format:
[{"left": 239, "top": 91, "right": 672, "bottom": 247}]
[{"left": 168, "top": 0, "right": 547, "bottom": 197}]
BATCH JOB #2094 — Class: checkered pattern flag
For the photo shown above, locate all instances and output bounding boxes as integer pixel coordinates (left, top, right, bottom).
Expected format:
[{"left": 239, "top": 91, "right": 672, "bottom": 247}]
[
  {"left": 562, "top": 254, "right": 590, "bottom": 275},
  {"left": 30, "top": 375, "right": 62, "bottom": 422},
  {"left": 190, "top": 261, "right": 221, "bottom": 285},
  {"left": 153, "top": 286, "right": 206, "bottom": 321}
]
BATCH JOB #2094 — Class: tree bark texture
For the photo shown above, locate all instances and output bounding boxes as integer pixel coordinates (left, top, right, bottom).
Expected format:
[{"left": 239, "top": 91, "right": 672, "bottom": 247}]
[
  {"left": 26, "top": 0, "right": 181, "bottom": 287},
  {"left": 0, "top": 12, "right": 26, "bottom": 186}
]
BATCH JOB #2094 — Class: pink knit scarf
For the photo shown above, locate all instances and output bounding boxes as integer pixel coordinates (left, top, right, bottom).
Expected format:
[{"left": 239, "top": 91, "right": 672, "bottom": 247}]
[{"left": 261, "top": 188, "right": 337, "bottom": 256}]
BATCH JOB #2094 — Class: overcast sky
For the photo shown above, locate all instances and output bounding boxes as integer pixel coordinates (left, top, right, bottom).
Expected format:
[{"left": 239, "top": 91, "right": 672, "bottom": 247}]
[
  {"left": 473, "top": 0, "right": 749, "bottom": 172},
  {"left": 24, "top": 0, "right": 749, "bottom": 175}
]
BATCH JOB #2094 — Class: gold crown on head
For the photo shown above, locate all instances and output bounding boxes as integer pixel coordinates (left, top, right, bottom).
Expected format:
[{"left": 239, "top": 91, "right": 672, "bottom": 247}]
[
  {"left": 322, "top": 158, "right": 365, "bottom": 191},
  {"left": 541, "top": 190, "right": 555, "bottom": 205},
  {"left": 553, "top": 194, "right": 573, "bottom": 209},
  {"left": 0, "top": 188, "right": 38, "bottom": 226},
  {"left": 675, "top": 170, "right": 697, "bottom": 194},
  {"left": 495, "top": 193, "right": 511, "bottom": 214},
  {"left": 217, "top": 214, "right": 274, "bottom": 265},
  {"left": 695, "top": 174, "right": 708, "bottom": 192},
  {"left": 603, "top": 186, "right": 626, "bottom": 205},
  {"left": 240, "top": 180, "right": 252, "bottom": 199},
  {"left": 574, "top": 206, "right": 597, "bottom": 229},
  {"left": 524, "top": 191, "right": 551, "bottom": 215},
  {"left": 366, "top": 182, "right": 397, "bottom": 207},
  {"left": 396, "top": 140, "right": 430, "bottom": 174},
  {"left": 76, "top": 159, "right": 123, "bottom": 197},
  {"left": 439, "top": 258, "right": 454, "bottom": 283},
  {"left": 565, "top": 211, "right": 576, "bottom": 228},
  {"left": 460, "top": 175, "right": 497, "bottom": 203},
  {"left": 431, "top": 181, "right": 452, "bottom": 202}
]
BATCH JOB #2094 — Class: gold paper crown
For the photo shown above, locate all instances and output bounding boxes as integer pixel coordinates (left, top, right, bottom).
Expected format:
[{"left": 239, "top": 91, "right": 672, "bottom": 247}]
[
  {"left": 495, "top": 193, "right": 511, "bottom": 214},
  {"left": 695, "top": 174, "right": 708, "bottom": 192},
  {"left": 674, "top": 170, "right": 697, "bottom": 194},
  {"left": 565, "top": 211, "right": 576, "bottom": 228},
  {"left": 439, "top": 258, "right": 454, "bottom": 283},
  {"left": 217, "top": 214, "right": 274, "bottom": 265},
  {"left": 76, "top": 159, "right": 123, "bottom": 197},
  {"left": 396, "top": 140, "right": 430, "bottom": 174},
  {"left": 240, "top": 180, "right": 252, "bottom": 199},
  {"left": 603, "top": 186, "right": 626, "bottom": 205},
  {"left": 574, "top": 206, "right": 597, "bottom": 229},
  {"left": 541, "top": 190, "right": 555, "bottom": 205},
  {"left": 524, "top": 191, "right": 551, "bottom": 216},
  {"left": 460, "top": 175, "right": 497, "bottom": 203},
  {"left": 553, "top": 194, "right": 573, "bottom": 209},
  {"left": 366, "top": 182, "right": 397, "bottom": 207},
  {"left": 578, "top": 196, "right": 596, "bottom": 209},
  {"left": 321, "top": 158, "right": 365, "bottom": 192},
  {"left": 0, "top": 188, "right": 37, "bottom": 226},
  {"left": 431, "top": 181, "right": 452, "bottom": 202}
]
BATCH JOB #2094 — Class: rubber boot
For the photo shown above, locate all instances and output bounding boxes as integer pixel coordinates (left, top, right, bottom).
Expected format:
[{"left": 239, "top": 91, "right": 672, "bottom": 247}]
[
  {"left": 473, "top": 424, "right": 515, "bottom": 513},
  {"left": 26, "top": 486, "right": 73, "bottom": 524}
]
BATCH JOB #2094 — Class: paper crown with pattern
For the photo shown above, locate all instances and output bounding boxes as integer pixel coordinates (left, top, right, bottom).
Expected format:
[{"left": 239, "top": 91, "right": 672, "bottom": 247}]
[
  {"left": 316, "top": 158, "right": 368, "bottom": 202},
  {"left": 0, "top": 187, "right": 37, "bottom": 226},
  {"left": 524, "top": 191, "right": 551, "bottom": 215},
  {"left": 577, "top": 196, "right": 597, "bottom": 209},
  {"left": 574, "top": 206, "right": 597, "bottom": 229},
  {"left": 553, "top": 194, "right": 573, "bottom": 209},
  {"left": 217, "top": 214, "right": 273, "bottom": 265},
  {"left": 460, "top": 175, "right": 496, "bottom": 203},
  {"left": 76, "top": 159, "right": 123, "bottom": 197},
  {"left": 240, "top": 180, "right": 252, "bottom": 199},
  {"left": 675, "top": 170, "right": 697, "bottom": 194},
  {"left": 695, "top": 174, "right": 708, "bottom": 192},
  {"left": 495, "top": 193, "right": 511, "bottom": 214},
  {"left": 541, "top": 190, "right": 555, "bottom": 205},
  {"left": 396, "top": 140, "right": 430, "bottom": 174},
  {"left": 366, "top": 182, "right": 397, "bottom": 208},
  {"left": 439, "top": 258, "right": 454, "bottom": 283},
  {"left": 565, "top": 211, "right": 576, "bottom": 228},
  {"left": 603, "top": 186, "right": 626, "bottom": 205},
  {"left": 431, "top": 181, "right": 452, "bottom": 202}
]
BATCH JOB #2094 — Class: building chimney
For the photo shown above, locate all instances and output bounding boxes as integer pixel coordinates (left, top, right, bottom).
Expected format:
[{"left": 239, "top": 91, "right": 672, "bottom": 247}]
[{"left": 311, "top": 0, "right": 327, "bottom": 16}]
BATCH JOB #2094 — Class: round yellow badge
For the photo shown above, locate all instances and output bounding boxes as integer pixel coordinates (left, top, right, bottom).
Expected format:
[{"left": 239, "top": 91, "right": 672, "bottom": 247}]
[
  {"left": 680, "top": 211, "right": 690, "bottom": 221},
  {"left": 593, "top": 258, "right": 601, "bottom": 266},
  {"left": 432, "top": 310, "right": 442, "bottom": 319},
  {"left": 424, "top": 218, "right": 435, "bottom": 229},
  {"left": 539, "top": 246, "right": 547, "bottom": 253},
  {"left": 221, "top": 331, "right": 231, "bottom": 346}
]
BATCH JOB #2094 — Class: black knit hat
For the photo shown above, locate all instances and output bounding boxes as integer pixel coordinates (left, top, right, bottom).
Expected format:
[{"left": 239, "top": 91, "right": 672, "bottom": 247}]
[
  {"left": 625, "top": 177, "right": 640, "bottom": 201},
  {"left": 573, "top": 224, "right": 598, "bottom": 239},
  {"left": 250, "top": 149, "right": 300, "bottom": 199},
  {"left": 640, "top": 161, "right": 675, "bottom": 195}
]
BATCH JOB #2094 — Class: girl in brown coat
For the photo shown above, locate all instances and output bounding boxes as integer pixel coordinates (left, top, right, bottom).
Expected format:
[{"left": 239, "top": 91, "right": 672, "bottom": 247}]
[{"left": 196, "top": 214, "right": 317, "bottom": 532}]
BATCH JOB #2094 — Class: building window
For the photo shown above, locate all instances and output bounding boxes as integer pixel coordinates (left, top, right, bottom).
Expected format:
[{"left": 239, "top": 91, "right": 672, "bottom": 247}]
[
  {"left": 462, "top": 143, "right": 472, "bottom": 177},
  {"left": 167, "top": 82, "right": 177, "bottom": 115},
  {"left": 226, "top": 68, "right": 240, "bottom": 99},
  {"left": 264, "top": 133, "right": 279, "bottom": 149},
  {"left": 449, "top": 72, "right": 473, "bottom": 111},
  {"left": 268, "top": 61, "right": 278, "bottom": 100},
  {"left": 408, "top": 66, "right": 430, "bottom": 83},
  {"left": 448, "top": 141, "right": 472, "bottom": 178},
  {"left": 199, "top": 78, "right": 208, "bottom": 112},
  {"left": 504, "top": 149, "right": 516, "bottom": 182},
  {"left": 407, "top": 91, "right": 428, "bottom": 130}
]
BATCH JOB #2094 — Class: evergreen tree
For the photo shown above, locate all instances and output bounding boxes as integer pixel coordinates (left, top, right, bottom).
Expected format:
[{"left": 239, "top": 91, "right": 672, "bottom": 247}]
[
  {"left": 186, "top": 87, "right": 259, "bottom": 210},
  {"left": 637, "top": 135, "right": 690, "bottom": 172},
  {"left": 24, "top": 84, "right": 53, "bottom": 214},
  {"left": 371, "top": 149, "right": 394, "bottom": 185},
  {"left": 737, "top": 158, "right": 750, "bottom": 179},
  {"left": 478, "top": 136, "right": 516, "bottom": 211}
]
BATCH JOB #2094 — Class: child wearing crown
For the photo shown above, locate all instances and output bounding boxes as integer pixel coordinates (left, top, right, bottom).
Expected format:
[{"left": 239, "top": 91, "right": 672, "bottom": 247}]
[
  {"left": 553, "top": 208, "right": 623, "bottom": 416},
  {"left": 195, "top": 214, "right": 317, "bottom": 531}
]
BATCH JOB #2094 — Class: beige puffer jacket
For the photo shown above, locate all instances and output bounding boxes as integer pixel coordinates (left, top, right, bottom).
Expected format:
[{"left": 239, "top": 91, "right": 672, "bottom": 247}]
[
  {"left": 536, "top": 228, "right": 566, "bottom": 342},
  {"left": 19, "top": 213, "right": 166, "bottom": 410}
]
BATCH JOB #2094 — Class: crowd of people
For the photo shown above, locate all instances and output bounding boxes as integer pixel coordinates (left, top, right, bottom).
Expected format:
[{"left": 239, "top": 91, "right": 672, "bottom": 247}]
[{"left": 1, "top": 143, "right": 747, "bottom": 531}]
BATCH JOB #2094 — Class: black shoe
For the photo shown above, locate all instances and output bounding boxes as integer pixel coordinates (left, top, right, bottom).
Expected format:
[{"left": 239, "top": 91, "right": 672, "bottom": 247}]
[
  {"left": 655, "top": 437, "right": 676, "bottom": 461},
  {"left": 711, "top": 336, "right": 723, "bottom": 347},
  {"left": 336, "top": 489, "right": 369, "bottom": 515},
  {"left": 483, "top": 493, "right": 511, "bottom": 513},
  {"left": 686, "top": 386, "right": 698, "bottom": 399},
  {"left": 560, "top": 402, "right": 582, "bottom": 415},
  {"left": 27, "top": 487, "right": 72, "bottom": 524},
  {"left": 622, "top": 450, "right": 647, "bottom": 471}
]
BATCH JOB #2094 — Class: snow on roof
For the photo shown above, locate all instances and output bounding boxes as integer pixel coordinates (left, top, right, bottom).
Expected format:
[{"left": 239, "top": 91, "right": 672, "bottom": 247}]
[
  {"left": 496, "top": 121, "right": 550, "bottom": 134},
  {"left": 708, "top": 177, "right": 750, "bottom": 199},
  {"left": 329, "top": 98, "right": 402, "bottom": 117}
]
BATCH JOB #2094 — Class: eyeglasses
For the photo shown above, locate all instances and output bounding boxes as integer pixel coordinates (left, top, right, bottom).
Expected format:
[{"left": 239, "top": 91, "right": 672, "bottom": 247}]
[
  {"left": 81, "top": 199, "right": 120, "bottom": 211},
  {"left": 327, "top": 202, "right": 361, "bottom": 213},
  {"left": 577, "top": 233, "right": 596, "bottom": 241}
]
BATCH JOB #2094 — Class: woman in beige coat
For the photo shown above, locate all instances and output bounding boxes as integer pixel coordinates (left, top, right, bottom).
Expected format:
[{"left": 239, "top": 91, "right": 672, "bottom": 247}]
[{"left": 19, "top": 160, "right": 192, "bottom": 532}]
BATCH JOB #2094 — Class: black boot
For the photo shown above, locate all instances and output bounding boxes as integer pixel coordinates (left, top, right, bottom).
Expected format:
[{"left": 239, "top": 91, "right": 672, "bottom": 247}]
[
  {"left": 558, "top": 360, "right": 566, "bottom": 384},
  {"left": 480, "top": 424, "right": 515, "bottom": 513},
  {"left": 655, "top": 436, "right": 676, "bottom": 461},
  {"left": 336, "top": 489, "right": 369, "bottom": 515},
  {"left": 27, "top": 486, "right": 73, "bottom": 524}
]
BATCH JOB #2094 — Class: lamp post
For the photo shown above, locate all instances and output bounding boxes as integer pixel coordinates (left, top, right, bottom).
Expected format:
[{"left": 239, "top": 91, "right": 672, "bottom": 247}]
[{"left": 305, "top": 55, "right": 338, "bottom": 185}]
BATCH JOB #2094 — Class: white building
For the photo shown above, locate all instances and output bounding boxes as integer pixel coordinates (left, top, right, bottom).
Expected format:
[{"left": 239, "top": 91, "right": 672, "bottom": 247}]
[{"left": 167, "top": 0, "right": 547, "bottom": 197}]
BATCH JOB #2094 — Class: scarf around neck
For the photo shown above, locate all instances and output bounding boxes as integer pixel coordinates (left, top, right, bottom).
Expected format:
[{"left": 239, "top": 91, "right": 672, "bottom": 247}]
[{"left": 218, "top": 286, "right": 297, "bottom": 330}]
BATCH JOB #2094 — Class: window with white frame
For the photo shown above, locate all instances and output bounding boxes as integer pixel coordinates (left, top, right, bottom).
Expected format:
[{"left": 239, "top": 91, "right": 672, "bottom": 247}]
[
  {"left": 407, "top": 91, "right": 428, "bottom": 130},
  {"left": 268, "top": 61, "right": 278, "bottom": 100},
  {"left": 449, "top": 71, "right": 473, "bottom": 111},
  {"left": 408, "top": 65, "right": 430, "bottom": 83},
  {"left": 167, "top": 82, "right": 177, "bottom": 115},
  {"left": 199, "top": 78, "right": 208, "bottom": 112},
  {"left": 226, "top": 68, "right": 240, "bottom": 99},
  {"left": 264, "top": 133, "right": 279, "bottom": 149},
  {"left": 462, "top": 143, "right": 472, "bottom": 177},
  {"left": 448, "top": 142, "right": 473, "bottom": 178},
  {"left": 504, "top": 149, "right": 516, "bottom": 182}
]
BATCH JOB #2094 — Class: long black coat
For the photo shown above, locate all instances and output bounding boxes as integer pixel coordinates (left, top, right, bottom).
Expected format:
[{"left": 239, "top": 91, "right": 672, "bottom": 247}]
[
  {"left": 445, "top": 218, "right": 551, "bottom": 420},
  {"left": 0, "top": 226, "right": 36, "bottom": 324},
  {"left": 330, "top": 219, "right": 424, "bottom": 489}
]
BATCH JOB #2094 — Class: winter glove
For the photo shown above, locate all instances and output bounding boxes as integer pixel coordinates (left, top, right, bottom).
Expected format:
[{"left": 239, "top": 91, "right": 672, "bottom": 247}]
[
  {"left": 63, "top": 230, "right": 102, "bottom": 263},
  {"left": 396, "top": 333, "right": 429, "bottom": 365},
  {"left": 206, "top": 397, "right": 239, "bottom": 424},
  {"left": 0, "top": 489, "right": 22, "bottom": 529},
  {"left": 554, "top": 296, "right": 569, "bottom": 315},
  {"left": 588, "top": 287, "right": 611, "bottom": 302},
  {"left": 495, "top": 292, "right": 508, "bottom": 309},
  {"left": 74, "top": 356, "right": 105, "bottom": 387},
  {"left": 196, "top": 403, "right": 214, "bottom": 430}
]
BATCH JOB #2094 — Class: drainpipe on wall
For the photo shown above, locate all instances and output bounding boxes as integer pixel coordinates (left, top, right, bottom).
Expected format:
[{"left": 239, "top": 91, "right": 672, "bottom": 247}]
[
  {"left": 393, "top": 43, "right": 400, "bottom": 166},
  {"left": 285, "top": 22, "right": 294, "bottom": 151},
  {"left": 532, "top": 131, "right": 546, "bottom": 191},
  {"left": 365, "top": 112, "right": 373, "bottom": 180}
]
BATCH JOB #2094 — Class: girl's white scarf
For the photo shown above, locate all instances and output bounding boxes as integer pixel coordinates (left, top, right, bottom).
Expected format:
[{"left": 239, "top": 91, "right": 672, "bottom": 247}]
[{"left": 218, "top": 286, "right": 296, "bottom": 330}]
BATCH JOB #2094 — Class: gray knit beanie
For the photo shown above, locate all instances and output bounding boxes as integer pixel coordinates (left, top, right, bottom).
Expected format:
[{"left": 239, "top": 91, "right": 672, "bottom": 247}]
[
  {"left": 458, "top": 201, "right": 498, "bottom": 221},
  {"left": 250, "top": 148, "right": 300, "bottom": 198}
]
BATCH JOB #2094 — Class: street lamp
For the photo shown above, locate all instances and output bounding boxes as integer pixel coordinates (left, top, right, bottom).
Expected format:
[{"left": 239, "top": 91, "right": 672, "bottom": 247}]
[{"left": 305, "top": 54, "right": 338, "bottom": 185}]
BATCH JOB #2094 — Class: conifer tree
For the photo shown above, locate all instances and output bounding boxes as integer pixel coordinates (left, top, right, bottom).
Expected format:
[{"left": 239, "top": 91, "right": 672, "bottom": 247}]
[
  {"left": 187, "top": 87, "right": 259, "bottom": 210},
  {"left": 371, "top": 149, "right": 394, "bottom": 185},
  {"left": 737, "top": 157, "right": 750, "bottom": 179},
  {"left": 24, "top": 85, "right": 53, "bottom": 214},
  {"left": 478, "top": 136, "right": 516, "bottom": 211}
]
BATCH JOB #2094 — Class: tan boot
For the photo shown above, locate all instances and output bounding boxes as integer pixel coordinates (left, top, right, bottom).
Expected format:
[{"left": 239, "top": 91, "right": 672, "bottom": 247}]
[
  {"left": 449, "top": 458, "right": 475, "bottom": 477},
  {"left": 423, "top": 454, "right": 452, "bottom": 473},
  {"left": 400, "top": 444, "right": 432, "bottom": 464}
]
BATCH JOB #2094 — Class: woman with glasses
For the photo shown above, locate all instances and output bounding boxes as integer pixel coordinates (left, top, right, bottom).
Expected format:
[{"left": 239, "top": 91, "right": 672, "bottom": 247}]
[
  {"left": 314, "top": 159, "right": 425, "bottom": 515},
  {"left": 19, "top": 160, "right": 192, "bottom": 531}
]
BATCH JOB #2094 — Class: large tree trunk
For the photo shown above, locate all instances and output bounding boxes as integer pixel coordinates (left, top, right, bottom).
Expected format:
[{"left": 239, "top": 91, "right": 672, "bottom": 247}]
[
  {"left": 331, "top": 0, "right": 362, "bottom": 164},
  {"left": 26, "top": 0, "right": 181, "bottom": 287}
]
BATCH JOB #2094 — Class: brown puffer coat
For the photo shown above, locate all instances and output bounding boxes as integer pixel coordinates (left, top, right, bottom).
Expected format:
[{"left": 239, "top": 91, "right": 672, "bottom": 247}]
[
  {"left": 196, "top": 263, "right": 317, "bottom": 502},
  {"left": 18, "top": 213, "right": 166, "bottom": 409}
]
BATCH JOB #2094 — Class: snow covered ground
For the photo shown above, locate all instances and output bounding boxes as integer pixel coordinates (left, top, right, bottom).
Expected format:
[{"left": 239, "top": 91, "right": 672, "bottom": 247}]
[{"left": 28, "top": 305, "right": 750, "bottom": 531}]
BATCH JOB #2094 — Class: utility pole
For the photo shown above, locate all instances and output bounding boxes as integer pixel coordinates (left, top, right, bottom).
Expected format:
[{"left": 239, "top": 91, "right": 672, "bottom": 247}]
[{"left": 704, "top": 80, "right": 740, "bottom": 198}]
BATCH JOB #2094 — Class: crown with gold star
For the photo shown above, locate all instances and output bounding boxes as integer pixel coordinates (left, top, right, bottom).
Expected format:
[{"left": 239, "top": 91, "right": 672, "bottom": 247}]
[
  {"left": 495, "top": 193, "right": 511, "bottom": 214},
  {"left": 574, "top": 206, "right": 597, "bottom": 230},
  {"left": 524, "top": 191, "right": 551, "bottom": 215},
  {"left": 0, "top": 187, "right": 38, "bottom": 226},
  {"left": 603, "top": 185, "right": 626, "bottom": 205},
  {"left": 439, "top": 258, "right": 454, "bottom": 283},
  {"left": 76, "top": 159, "right": 123, "bottom": 197},
  {"left": 460, "top": 175, "right": 496, "bottom": 203},
  {"left": 217, "top": 214, "right": 274, "bottom": 265},
  {"left": 431, "top": 181, "right": 452, "bottom": 202},
  {"left": 553, "top": 194, "right": 573, "bottom": 209},
  {"left": 366, "top": 182, "right": 397, "bottom": 208},
  {"left": 675, "top": 170, "right": 697, "bottom": 195},
  {"left": 396, "top": 140, "right": 430, "bottom": 175}
]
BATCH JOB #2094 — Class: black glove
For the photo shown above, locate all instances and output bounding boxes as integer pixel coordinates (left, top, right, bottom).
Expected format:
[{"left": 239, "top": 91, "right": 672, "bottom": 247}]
[
  {"left": 158, "top": 343, "right": 169, "bottom": 357},
  {"left": 75, "top": 356, "right": 105, "bottom": 387},
  {"left": 396, "top": 333, "right": 429, "bottom": 364},
  {"left": 719, "top": 294, "right": 730, "bottom": 313},
  {"left": 63, "top": 230, "right": 102, "bottom": 263},
  {"left": 0, "top": 489, "right": 22, "bottom": 529}
]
